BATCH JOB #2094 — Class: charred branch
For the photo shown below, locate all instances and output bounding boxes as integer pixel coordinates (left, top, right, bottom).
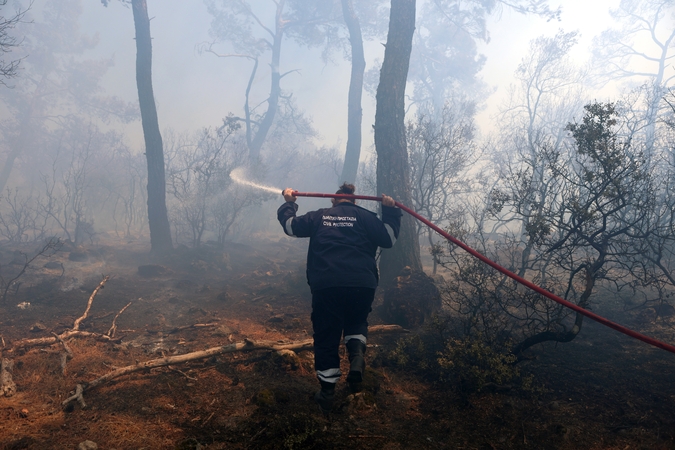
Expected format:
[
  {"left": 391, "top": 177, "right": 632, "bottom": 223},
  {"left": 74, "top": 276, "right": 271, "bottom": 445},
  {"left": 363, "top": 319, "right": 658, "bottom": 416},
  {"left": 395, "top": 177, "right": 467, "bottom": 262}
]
[
  {"left": 107, "top": 301, "right": 132, "bottom": 338},
  {"left": 72, "top": 276, "right": 110, "bottom": 331},
  {"left": 61, "top": 324, "right": 408, "bottom": 408},
  {"left": 8, "top": 275, "right": 129, "bottom": 352}
]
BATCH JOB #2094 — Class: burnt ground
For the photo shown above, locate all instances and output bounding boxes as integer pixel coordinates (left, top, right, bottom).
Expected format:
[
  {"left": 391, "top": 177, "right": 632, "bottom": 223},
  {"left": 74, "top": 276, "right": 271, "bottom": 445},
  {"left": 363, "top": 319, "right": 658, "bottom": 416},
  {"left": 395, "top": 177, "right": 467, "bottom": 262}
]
[{"left": 0, "top": 236, "right": 674, "bottom": 450}]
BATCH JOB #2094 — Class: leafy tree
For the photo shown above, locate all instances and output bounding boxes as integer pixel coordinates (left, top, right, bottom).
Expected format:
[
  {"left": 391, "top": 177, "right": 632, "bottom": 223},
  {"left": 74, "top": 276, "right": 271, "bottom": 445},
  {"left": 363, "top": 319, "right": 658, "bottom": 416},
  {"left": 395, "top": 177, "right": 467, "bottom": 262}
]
[
  {"left": 439, "top": 102, "right": 655, "bottom": 355},
  {"left": 514, "top": 102, "right": 654, "bottom": 353}
]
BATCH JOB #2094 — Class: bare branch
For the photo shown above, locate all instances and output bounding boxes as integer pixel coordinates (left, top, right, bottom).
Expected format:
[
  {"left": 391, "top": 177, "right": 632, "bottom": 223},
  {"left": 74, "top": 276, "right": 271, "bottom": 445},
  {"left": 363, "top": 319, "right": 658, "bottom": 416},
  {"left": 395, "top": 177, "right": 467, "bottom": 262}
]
[
  {"left": 73, "top": 276, "right": 110, "bottom": 331},
  {"left": 107, "top": 301, "right": 132, "bottom": 338}
]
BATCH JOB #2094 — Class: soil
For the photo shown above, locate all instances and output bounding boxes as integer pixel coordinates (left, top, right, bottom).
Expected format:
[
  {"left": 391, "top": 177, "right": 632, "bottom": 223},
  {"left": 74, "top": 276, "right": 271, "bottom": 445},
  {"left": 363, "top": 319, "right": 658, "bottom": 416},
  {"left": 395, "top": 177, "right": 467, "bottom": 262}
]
[{"left": 0, "top": 236, "right": 674, "bottom": 450}]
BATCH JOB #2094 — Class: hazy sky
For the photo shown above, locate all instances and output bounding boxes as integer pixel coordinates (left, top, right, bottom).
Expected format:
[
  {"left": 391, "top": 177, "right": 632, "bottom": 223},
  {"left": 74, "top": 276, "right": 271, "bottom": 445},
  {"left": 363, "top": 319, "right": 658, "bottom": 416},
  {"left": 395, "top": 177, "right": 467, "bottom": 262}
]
[
  {"left": 477, "top": 0, "right": 622, "bottom": 125},
  {"left": 76, "top": 0, "right": 635, "bottom": 157}
]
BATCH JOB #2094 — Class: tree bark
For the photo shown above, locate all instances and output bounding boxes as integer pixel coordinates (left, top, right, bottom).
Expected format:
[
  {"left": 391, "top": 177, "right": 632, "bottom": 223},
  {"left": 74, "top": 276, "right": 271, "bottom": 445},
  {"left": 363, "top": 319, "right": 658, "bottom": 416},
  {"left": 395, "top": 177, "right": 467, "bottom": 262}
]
[
  {"left": 339, "top": 0, "right": 366, "bottom": 185},
  {"left": 132, "top": 0, "right": 172, "bottom": 254},
  {"left": 247, "top": 0, "right": 286, "bottom": 162},
  {"left": 374, "top": 0, "right": 421, "bottom": 286}
]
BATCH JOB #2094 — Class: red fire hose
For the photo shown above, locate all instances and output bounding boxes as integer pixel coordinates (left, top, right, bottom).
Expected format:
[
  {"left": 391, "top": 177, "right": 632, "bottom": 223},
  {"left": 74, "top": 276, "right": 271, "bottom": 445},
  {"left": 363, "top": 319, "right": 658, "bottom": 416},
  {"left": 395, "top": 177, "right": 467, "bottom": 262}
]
[{"left": 291, "top": 190, "right": 675, "bottom": 355}]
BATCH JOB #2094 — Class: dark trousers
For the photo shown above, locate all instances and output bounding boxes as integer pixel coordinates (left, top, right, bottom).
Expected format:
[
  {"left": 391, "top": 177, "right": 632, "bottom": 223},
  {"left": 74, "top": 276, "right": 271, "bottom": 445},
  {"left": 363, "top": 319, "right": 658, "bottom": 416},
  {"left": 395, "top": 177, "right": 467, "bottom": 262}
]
[{"left": 311, "top": 286, "right": 375, "bottom": 383}]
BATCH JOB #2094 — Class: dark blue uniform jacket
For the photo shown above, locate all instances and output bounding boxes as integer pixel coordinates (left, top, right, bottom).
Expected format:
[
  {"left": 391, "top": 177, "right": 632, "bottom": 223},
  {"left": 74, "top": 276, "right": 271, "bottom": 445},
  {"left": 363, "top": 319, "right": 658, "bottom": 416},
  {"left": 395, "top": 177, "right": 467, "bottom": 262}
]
[{"left": 277, "top": 201, "right": 402, "bottom": 291}]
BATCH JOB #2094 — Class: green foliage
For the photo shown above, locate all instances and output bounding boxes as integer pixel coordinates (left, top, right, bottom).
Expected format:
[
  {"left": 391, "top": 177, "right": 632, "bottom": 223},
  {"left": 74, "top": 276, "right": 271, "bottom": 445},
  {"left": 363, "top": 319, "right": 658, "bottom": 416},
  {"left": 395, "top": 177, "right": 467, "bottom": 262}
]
[
  {"left": 567, "top": 102, "right": 618, "bottom": 160},
  {"left": 389, "top": 324, "right": 532, "bottom": 393},
  {"left": 279, "top": 414, "right": 320, "bottom": 450},
  {"left": 254, "top": 389, "right": 276, "bottom": 408},
  {"left": 524, "top": 213, "right": 551, "bottom": 246},
  {"left": 389, "top": 334, "right": 438, "bottom": 374},
  {"left": 487, "top": 188, "right": 510, "bottom": 215},
  {"left": 437, "top": 336, "right": 528, "bottom": 393}
]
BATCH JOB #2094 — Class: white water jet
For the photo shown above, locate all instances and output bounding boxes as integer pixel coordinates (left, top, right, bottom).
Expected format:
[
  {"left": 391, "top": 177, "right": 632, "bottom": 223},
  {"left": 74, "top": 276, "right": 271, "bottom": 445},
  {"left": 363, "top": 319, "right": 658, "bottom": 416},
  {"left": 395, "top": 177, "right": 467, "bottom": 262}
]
[{"left": 230, "top": 167, "right": 282, "bottom": 194}]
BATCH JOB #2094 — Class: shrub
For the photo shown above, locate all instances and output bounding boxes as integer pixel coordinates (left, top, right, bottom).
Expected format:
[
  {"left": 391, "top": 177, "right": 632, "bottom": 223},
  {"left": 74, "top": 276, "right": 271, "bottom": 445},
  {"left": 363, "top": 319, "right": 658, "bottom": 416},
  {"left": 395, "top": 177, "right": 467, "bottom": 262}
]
[{"left": 437, "top": 335, "right": 531, "bottom": 392}]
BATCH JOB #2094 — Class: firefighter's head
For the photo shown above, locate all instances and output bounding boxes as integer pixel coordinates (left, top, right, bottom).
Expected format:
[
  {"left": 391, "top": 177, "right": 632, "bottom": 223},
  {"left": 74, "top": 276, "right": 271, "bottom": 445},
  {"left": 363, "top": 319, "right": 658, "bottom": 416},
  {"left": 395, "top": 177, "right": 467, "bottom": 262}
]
[{"left": 332, "top": 182, "right": 356, "bottom": 205}]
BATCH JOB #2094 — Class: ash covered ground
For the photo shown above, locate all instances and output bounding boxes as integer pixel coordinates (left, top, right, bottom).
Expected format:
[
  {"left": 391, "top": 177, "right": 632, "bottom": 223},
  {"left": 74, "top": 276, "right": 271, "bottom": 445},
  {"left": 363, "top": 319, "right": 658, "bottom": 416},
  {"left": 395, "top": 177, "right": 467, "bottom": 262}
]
[{"left": 0, "top": 236, "right": 674, "bottom": 449}]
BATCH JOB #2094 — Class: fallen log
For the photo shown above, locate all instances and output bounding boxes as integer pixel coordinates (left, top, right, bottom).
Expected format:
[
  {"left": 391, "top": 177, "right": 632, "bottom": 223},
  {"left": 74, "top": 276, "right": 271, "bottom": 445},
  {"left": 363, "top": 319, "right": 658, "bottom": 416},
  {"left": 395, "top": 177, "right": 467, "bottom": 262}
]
[
  {"left": 368, "top": 324, "right": 409, "bottom": 334},
  {"left": 63, "top": 338, "right": 314, "bottom": 408},
  {"left": 61, "top": 324, "right": 410, "bottom": 408},
  {"left": 10, "top": 330, "right": 120, "bottom": 351}
]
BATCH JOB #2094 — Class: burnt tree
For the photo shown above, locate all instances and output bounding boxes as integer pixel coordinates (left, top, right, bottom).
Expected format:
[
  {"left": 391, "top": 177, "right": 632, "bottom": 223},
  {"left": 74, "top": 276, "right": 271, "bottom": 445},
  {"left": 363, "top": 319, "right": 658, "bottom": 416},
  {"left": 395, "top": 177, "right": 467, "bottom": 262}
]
[
  {"left": 132, "top": 0, "right": 172, "bottom": 253},
  {"left": 374, "top": 0, "right": 422, "bottom": 285}
]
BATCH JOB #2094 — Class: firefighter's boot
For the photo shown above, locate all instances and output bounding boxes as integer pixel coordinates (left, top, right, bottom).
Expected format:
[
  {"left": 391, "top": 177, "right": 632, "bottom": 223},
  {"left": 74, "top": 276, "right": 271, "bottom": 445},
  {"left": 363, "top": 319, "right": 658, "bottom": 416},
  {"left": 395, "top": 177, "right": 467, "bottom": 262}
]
[
  {"left": 314, "top": 380, "right": 335, "bottom": 414},
  {"left": 346, "top": 339, "right": 366, "bottom": 385}
]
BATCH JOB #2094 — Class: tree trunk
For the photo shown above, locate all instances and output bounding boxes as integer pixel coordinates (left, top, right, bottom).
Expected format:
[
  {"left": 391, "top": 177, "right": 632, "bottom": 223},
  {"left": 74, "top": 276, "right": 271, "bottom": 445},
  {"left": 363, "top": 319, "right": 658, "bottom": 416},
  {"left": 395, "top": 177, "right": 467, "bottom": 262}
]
[
  {"left": 513, "top": 261, "right": 598, "bottom": 356},
  {"left": 131, "top": 0, "right": 172, "bottom": 254},
  {"left": 247, "top": 0, "right": 285, "bottom": 163},
  {"left": 339, "top": 0, "right": 365, "bottom": 185},
  {"left": 374, "top": 0, "right": 421, "bottom": 286}
]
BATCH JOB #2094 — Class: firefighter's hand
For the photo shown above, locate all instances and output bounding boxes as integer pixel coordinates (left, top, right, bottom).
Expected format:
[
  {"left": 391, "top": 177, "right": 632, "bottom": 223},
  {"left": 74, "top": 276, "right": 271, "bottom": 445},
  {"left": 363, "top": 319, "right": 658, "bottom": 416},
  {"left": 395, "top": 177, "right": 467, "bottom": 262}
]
[
  {"left": 381, "top": 194, "right": 395, "bottom": 207},
  {"left": 283, "top": 188, "right": 297, "bottom": 203}
]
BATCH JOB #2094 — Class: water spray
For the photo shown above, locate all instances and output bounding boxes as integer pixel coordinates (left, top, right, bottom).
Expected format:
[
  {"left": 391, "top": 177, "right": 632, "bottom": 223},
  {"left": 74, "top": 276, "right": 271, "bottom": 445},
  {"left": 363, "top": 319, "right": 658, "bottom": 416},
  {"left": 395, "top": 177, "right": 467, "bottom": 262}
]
[
  {"left": 231, "top": 173, "right": 675, "bottom": 355},
  {"left": 230, "top": 167, "right": 281, "bottom": 194}
]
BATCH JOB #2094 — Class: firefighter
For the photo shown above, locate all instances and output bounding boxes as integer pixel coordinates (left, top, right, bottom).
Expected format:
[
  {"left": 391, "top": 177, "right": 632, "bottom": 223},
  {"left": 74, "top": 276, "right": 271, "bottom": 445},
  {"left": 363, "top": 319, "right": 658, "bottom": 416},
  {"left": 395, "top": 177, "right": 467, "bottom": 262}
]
[{"left": 277, "top": 183, "right": 401, "bottom": 413}]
